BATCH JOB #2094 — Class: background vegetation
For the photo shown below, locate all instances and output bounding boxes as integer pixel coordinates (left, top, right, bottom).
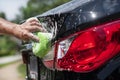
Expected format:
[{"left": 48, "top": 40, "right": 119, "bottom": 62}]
[{"left": 0, "top": 0, "right": 70, "bottom": 56}]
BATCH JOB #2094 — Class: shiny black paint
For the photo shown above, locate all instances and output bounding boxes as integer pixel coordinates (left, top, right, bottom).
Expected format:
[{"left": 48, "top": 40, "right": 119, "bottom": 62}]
[{"left": 37, "top": 0, "right": 120, "bottom": 41}]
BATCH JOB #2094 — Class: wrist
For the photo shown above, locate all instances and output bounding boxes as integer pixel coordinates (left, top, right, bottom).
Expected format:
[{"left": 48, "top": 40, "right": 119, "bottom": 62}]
[{"left": 11, "top": 25, "right": 22, "bottom": 39}]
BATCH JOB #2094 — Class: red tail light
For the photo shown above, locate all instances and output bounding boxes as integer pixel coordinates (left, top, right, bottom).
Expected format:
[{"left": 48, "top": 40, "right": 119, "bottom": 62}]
[{"left": 56, "top": 20, "right": 120, "bottom": 72}]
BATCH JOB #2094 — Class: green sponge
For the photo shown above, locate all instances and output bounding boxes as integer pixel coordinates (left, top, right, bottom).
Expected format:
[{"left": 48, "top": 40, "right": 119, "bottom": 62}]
[{"left": 32, "top": 32, "right": 52, "bottom": 58}]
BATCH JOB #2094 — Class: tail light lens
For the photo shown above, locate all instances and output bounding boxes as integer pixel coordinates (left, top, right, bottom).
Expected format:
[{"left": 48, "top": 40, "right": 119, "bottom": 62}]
[
  {"left": 42, "top": 20, "right": 120, "bottom": 72},
  {"left": 56, "top": 20, "right": 120, "bottom": 72}
]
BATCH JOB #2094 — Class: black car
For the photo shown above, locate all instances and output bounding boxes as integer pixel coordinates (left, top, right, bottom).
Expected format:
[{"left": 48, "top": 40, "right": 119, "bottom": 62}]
[{"left": 21, "top": 0, "right": 120, "bottom": 80}]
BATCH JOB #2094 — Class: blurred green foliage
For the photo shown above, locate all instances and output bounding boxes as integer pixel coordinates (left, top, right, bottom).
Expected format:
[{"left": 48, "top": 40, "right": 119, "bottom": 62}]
[
  {"left": 22, "top": 0, "right": 70, "bottom": 19},
  {"left": 0, "top": 35, "right": 17, "bottom": 57},
  {"left": 0, "top": 12, "right": 6, "bottom": 19},
  {"left": 14, "top": 0, "right": 70, "bottom": 22},
  {"left": 0, "top": 0, "right": 70, "bottom": 57}
]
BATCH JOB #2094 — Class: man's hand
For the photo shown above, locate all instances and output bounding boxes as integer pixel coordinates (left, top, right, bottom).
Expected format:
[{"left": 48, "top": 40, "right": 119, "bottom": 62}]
[
  {"left": 17, "top": 18, "right": 44, "bottom": 42},
  {"left": 0, "top": 17, "right": 44, "bottom": 42},
  {"left": 17, "top": 18, "right": 45, "bottom": 42}
]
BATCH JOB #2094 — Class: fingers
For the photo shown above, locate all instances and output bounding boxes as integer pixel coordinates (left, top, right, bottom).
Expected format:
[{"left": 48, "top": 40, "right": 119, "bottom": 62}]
[
  {"left": 26, "top": 17, "right": 39, "bottom": 23},
  {"left": 21, "top": 31, "right": 39, "bottom": 42},
  {"left": 27, "top": 33, "right": 40, "bottom": 42},
  {"left": 29, "top": 25, "right": 45, "bottom": 32},
  {"left": 30, "top": 21, "right": 42, "bottom": 28},
  {"left": 19, "top": 17, "right": 46, "bottom": 42},
  {"left": 24, "top": 17, "right": 45, "bottom": 32},
  {"left": 26, "top": 17, "right": 41, "bottom": 26}
]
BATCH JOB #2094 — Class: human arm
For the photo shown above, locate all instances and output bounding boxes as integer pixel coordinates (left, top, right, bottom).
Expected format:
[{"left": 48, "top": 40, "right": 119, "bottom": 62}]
[{"left": 0, "top": 18, "right": 43, "bottom": 42}]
